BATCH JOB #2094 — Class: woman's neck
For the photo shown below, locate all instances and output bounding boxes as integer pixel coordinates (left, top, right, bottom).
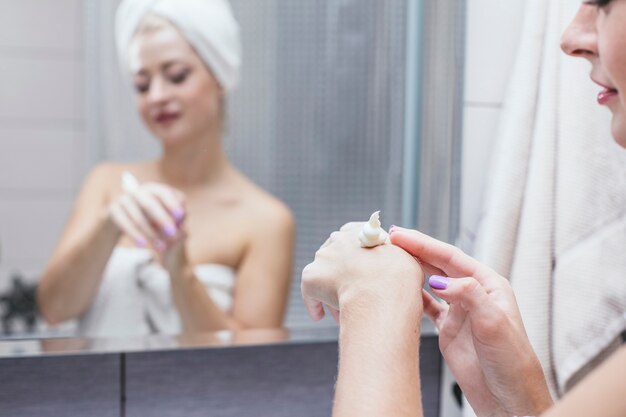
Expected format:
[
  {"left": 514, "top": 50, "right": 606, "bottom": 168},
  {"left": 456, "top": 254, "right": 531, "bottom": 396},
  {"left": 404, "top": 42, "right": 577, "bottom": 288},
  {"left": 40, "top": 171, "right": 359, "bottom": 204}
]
[{"left": 157, "top": 130, "right": 231, "bottom": 189}]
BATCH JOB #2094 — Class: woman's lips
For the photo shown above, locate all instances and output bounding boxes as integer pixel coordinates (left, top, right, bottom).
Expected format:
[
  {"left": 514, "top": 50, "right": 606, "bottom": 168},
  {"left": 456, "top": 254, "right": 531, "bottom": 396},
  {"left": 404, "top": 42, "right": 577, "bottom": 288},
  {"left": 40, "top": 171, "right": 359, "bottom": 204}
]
[
  {"left": 597, "top": 88, "right": 618, "bottom": 105},
  {"left": 155, "top": 112, "right": 180, "bottom": 125}
]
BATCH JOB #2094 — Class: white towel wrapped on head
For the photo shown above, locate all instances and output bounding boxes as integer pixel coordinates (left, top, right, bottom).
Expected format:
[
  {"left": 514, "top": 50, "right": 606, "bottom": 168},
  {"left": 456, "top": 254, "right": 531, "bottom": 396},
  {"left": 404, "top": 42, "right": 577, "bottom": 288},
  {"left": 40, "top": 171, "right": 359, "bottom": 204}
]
[{"left": 115, "top": 0, "right": 241, "bottom": 92}]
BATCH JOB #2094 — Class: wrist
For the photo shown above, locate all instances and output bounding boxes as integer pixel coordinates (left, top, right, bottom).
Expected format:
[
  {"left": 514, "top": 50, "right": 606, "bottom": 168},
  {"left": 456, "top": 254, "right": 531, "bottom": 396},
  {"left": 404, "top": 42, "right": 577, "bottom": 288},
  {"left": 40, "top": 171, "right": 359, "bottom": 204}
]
[
  {"left": 522, "top": 356, "right": 553, "bottom": 415},
  {"left": 339, "top": 274, "right": 421, "bottom": 314},
  {"left": 338, "top": 278, "right": 422, "bottom": 331},
  {"left": 100, "top": 206, "right": 123, "bottom": 240},
  {"left": 168, "top": 261, "right": 193, "bottom": 283}
]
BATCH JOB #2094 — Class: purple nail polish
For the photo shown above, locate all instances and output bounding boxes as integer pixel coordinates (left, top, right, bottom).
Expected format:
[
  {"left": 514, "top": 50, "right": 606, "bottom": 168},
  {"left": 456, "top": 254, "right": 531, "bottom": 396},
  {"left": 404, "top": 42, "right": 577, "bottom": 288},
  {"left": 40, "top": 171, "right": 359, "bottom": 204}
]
[
  {"left": 429, "top": 275, "right": 449, "bottom": 290},
  {"left": 173, "top": 208, "right": 185, "bottom": 222},
  {"left": 164, "top": 223, "right": 177, "bottom": 237},
  {"left": 136, "top": 238, "right": 147, "bottom": 248}
]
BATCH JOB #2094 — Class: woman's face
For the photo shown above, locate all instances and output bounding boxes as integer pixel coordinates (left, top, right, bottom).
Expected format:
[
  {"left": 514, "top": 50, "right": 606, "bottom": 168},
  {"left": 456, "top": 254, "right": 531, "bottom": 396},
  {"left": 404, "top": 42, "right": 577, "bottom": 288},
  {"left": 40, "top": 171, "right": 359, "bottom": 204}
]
[
  {"left": 129, "top": 25, "right": 223, "bottom": 146},
  {"left": 562, "top": 0, "right": 626, "bottom": 146}
]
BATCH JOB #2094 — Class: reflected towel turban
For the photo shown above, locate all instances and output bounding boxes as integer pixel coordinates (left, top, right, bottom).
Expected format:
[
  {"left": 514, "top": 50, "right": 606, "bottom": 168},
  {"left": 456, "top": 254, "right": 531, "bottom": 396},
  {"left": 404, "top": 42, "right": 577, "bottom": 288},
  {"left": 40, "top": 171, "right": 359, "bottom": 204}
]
[{"left": 115, "top": 0, "right": 241, "bottom": 92}]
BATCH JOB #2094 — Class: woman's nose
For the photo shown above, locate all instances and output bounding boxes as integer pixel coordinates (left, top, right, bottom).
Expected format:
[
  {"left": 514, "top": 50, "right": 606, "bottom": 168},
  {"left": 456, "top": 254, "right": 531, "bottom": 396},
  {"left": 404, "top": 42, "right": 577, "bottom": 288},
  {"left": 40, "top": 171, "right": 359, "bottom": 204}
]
[
  {"left": 561, "top": 5, "right": 598, "bottom": 59},
  {"left": 147, "top": 78, "right": 170, "bottom": 103}
]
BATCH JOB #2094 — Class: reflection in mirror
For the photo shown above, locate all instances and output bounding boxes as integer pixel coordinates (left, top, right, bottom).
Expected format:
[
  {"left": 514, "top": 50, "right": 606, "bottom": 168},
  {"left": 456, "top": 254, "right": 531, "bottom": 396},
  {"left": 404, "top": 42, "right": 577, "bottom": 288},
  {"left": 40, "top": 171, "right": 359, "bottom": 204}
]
[
  {"left": 0, "top": 0, "right": 416, "bottom": 343},
  {"left": 37, "top": 0, "right": 296, "bottom": 339}
]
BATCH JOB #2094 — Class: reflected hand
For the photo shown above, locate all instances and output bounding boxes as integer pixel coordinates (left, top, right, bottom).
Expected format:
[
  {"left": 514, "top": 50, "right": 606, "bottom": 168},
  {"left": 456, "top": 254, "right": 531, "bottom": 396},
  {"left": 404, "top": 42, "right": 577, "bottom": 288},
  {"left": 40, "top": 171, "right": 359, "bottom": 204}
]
[
  {"left": 108, "top": 181, "right": 186, "bottom": 253},
  {"left": 390, "top": 227, "right": 553, "bottom": 417},
  {"left": 301, "top": 222, "right": 424, "bottom": 324}
]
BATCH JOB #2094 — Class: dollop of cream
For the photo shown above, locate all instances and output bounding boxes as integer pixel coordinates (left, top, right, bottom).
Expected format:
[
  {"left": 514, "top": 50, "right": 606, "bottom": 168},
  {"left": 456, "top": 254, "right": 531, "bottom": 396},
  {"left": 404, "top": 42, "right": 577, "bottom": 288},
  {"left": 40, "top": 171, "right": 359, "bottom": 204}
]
[
  {"left": 121, "top": 171, "right": 140, "bottom": 194},
  {"left": 359, "top": 211, "right": 389, "bottom": 248}
]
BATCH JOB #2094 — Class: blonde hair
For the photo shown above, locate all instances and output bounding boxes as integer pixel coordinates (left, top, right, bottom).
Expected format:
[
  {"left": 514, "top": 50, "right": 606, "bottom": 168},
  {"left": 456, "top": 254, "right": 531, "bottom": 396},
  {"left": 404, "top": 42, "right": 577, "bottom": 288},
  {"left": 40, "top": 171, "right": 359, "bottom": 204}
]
[{"left": 135, "top": 13, "right": 174, "bottom": 36}]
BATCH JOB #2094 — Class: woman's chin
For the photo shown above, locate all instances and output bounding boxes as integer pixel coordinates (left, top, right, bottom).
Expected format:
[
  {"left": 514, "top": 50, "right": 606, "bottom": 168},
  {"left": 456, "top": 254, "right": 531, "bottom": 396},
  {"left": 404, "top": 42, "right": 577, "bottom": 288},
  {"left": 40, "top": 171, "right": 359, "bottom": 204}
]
[
  {"left": 152, "top": 128, "right": 186, "bottom": 147},
  {"left": 610, "top": 116, "right": 626, "bottom": 149}
]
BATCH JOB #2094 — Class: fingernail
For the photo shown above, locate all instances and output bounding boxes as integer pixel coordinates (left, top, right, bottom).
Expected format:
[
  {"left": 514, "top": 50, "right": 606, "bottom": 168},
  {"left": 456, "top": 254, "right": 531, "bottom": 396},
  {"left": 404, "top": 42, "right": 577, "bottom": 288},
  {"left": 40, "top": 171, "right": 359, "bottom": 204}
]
[
  {"left": 173, "top": 208, "right": 185, "bottom": 222},
  {"left": 164, "top": 223, "right": 177, "bottom": 237},
  {"left": 389, "top": 225, "right": 397, "bottom": 233},
  {"left": 136, "top": 238, "right": 147, "bottom": 248},
  {"left": 429, "top": 275, "right": 449, "bottom": 290}
]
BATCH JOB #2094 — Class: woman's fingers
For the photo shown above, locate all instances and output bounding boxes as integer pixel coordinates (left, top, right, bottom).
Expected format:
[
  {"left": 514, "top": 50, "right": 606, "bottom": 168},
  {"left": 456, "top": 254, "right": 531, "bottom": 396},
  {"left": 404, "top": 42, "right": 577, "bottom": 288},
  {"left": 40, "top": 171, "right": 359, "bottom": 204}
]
[
  {"left": 109, "top": 203, "right": 149, "bottom": 248},
  {"left": 414, "top": 258, "right": 447, "bottom": 278},
  {"left": 303, "top": 297, "right": 325, "bottom": 321},
  {"left": 390, "top": 228, "right": 495, "bottom": 285},
  {"left": 422, "top": 289, "right": 447, "bottom": 327},
  {"left": 132, "top": 188, "right": 179, "bottom": 240},
  {"left": 328, "top": 306, "right": 341, "bottom": 324},
  {"left": 428, "top": 275, "right": 502, "bottom": 336},
  {"left": 118, "top": 195, "right": 159, "bottom": 242},
  {"left": 301, "top": 263, "right": 327, "bottom": 321},
  {"left": 148, "top": 184, "right": 186, "bottom": 225}
]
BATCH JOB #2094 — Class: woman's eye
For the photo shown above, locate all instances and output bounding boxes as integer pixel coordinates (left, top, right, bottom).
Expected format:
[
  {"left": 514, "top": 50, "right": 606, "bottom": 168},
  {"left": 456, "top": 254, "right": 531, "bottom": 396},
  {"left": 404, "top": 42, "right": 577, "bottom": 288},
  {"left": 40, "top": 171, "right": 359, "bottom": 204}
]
[
  {"left": 584, "top": 0, "right": 612, "bottom": 8},
  {"left": 169, "top": 70, "right": 189, "bottom": 84},
  {"left": 134, "top": 83, "right": 149, "bottom": 94}
]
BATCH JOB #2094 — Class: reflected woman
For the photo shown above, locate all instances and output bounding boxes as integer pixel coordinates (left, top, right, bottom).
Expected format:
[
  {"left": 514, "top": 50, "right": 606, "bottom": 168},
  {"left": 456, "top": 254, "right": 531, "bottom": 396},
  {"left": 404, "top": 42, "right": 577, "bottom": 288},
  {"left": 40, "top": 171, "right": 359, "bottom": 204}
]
[{"left": 37, "top": 0, "right": 295, "bottom": 337}]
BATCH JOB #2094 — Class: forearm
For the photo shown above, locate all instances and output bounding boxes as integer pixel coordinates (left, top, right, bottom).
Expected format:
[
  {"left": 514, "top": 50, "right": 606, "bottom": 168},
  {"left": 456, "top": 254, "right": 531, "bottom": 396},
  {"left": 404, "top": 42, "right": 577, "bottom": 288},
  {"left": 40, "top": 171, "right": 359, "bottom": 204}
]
[
  {"left": 334, "top": 289, "right": 423, "bottom": 417},
  {"left": 38, "top": 210, "right": 121, "bottom": 324},
  {"left": 169, "top": 266, "right": 243, "bottom": 333},
  {"left": 541, "top": 346, "right": 626, "bottom": 417}
]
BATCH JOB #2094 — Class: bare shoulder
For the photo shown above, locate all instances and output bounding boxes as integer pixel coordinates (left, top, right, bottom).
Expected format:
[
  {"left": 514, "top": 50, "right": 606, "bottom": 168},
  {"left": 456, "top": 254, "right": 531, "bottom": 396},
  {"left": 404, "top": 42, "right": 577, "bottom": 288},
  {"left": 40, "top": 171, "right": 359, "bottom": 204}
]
[
  {"left": 250, "top": 188, "right": 295, "bottom": 234},
  {"left": 236, "top": 176, "right": 295, "bottom": 236},
  {"left": 83, "top": 161, "right": 148, "bottom": 190},
  {"left": 76, "top": 161, "right": 155, "bottom": 210}
]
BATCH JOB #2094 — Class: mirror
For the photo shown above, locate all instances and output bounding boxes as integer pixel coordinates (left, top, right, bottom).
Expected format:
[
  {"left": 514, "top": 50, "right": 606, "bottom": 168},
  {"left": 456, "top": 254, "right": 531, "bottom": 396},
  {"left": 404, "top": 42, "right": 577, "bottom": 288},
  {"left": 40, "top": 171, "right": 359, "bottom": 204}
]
[{"left": 0, "top": 0, "right": 458, "bottom": 347}]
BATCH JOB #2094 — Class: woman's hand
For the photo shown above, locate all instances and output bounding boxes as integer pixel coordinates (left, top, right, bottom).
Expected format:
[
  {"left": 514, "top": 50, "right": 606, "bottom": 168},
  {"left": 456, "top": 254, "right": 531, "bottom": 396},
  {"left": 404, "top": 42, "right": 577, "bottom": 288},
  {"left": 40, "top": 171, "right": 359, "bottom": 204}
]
[
  {"left": 108, "top": 181, "right": 186, "bottom": 253},
  {"left": 302, "top": 223, "right": 426, "bottom": 417},
  {"left": 301, "top": 222, "right": 424, "bottom": 323},
  {"left": 390, "top": 227, "right": 553, "bottom": 417}
]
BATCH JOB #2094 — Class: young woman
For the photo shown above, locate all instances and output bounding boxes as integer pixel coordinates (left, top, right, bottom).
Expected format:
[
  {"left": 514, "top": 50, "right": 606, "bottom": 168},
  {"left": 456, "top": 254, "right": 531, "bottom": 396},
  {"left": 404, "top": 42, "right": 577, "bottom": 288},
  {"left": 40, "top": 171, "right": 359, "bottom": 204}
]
[
  {"left": 38, "top": 0, "right": 295, "bottom": 337},
  {"left": 301, "top": 1, "right": 626, "bottom": 416}
]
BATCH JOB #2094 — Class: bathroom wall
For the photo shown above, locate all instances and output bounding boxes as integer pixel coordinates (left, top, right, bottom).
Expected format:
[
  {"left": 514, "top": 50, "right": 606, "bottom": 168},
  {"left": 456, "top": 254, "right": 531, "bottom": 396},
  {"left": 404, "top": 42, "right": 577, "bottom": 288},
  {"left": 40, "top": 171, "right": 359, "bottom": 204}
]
[
  {"left": 0, "top": 0, "right": 86, "bottom": 292},
  {"left": 459, "top": 0, "right": 526, "bottom": 248}
]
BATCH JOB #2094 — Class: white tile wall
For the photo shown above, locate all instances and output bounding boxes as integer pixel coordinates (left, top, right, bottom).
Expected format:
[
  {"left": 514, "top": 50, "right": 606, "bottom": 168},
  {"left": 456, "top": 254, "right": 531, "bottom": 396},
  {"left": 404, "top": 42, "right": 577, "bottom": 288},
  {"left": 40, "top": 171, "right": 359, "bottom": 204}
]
[
  {"left": 0, "top": 1, "right": 84, "bottom": 288},
  {"left": 460, "top": 106, "right": 501, "bottom": 241},
  {"left": 0, "top": 0, "right": 82, "bottom": 52},
  {"left": 464, "top": 0, "right": 526, "bottom": 105},
  {"left": 461, "top": 0, "right": 527, "bottom": 248},
  {"left": 0, "top": 56, "right": 83, "bottom": 123},
  {"left": 0, "top": 128, "right": 80, "bottom": 191},
  {"left": 0, "top": 198, "right": 73, "bottom": 267}
]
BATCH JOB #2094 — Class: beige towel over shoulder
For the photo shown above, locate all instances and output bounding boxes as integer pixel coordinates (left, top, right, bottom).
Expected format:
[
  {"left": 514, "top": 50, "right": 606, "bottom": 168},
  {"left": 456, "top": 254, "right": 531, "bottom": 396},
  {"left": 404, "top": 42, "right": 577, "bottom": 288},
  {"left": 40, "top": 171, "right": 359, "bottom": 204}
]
[{"left": 473, "top": 0, "right": 626, "bottom": 400}]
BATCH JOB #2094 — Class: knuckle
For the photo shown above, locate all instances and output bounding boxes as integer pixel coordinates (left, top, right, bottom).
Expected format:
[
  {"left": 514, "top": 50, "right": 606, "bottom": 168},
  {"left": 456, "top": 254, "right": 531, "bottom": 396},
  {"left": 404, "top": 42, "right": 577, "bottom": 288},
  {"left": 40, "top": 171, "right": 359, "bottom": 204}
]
[
  {"left": 301, "top": 262, "right": 315, "bottom": 282},
  {"left": 480, "top": 310, "right": 509, "bottom": 337},
  {"left": 464, "top": 277, "right": 481, "bottom": 293},
  {"left": 340, "top": 222, "right": 361, "bottom": 231}
]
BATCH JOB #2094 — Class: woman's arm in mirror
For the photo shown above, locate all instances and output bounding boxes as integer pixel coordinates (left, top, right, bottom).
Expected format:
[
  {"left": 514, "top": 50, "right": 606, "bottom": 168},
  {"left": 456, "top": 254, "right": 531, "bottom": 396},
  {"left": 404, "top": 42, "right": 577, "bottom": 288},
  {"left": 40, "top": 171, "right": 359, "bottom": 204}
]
[
  {"left": 168, "top": 198, "right": 295, "bottom": 332},
  {"left": 37, "top": 163, "right": 122, "bottom": 325}
]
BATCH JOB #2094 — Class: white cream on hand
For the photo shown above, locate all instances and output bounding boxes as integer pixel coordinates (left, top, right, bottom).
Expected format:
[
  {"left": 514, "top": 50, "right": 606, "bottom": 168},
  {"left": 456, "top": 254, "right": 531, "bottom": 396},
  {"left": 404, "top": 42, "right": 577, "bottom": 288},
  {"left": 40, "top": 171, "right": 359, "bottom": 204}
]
[
  {"left": 121, "top": 171, "right": 140, "bottom": 194},
  {"left": 359, "top": 211, "right": 389, "bottom": 248}
]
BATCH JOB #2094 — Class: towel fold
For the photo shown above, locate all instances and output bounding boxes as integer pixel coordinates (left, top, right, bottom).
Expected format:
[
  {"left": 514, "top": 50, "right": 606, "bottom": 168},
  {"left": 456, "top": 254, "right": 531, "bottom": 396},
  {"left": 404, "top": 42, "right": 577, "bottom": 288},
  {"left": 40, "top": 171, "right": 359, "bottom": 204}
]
[{"left": 115, "top": 0, "right": 241, "bottom": 91}]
